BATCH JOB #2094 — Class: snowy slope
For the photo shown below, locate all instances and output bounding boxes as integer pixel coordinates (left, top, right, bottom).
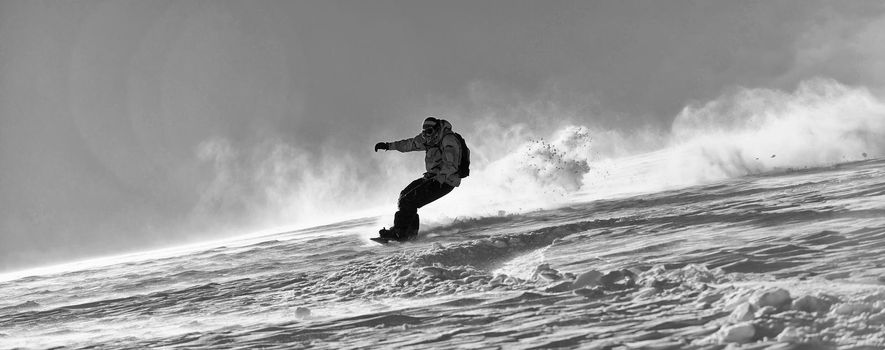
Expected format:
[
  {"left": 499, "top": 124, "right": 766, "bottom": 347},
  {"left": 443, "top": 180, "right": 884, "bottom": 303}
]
[{"left": 1, "top": 159, "right": 884, "bottom": 349}]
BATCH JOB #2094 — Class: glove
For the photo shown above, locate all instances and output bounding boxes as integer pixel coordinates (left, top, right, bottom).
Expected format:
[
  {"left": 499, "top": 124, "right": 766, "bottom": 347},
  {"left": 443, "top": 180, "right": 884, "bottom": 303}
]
[
  {"left": 423, "top": 172, "right": 443, "bottom": 184},
  {"left": 374, "top": 142, "right": 388, "bottom": 152}
]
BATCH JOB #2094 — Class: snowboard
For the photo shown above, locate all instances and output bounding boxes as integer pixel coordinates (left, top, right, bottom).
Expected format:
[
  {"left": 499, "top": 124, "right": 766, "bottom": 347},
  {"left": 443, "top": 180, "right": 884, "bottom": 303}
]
[
  {"left": 371, "top": 236, "right": 416, "bottom": 244},
  {"left": 370, "top": 237, "right": 392, "bottom": 244}
]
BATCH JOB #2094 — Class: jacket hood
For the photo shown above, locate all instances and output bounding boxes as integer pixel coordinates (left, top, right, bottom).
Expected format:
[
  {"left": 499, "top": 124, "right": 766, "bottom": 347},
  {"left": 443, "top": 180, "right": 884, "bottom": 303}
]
[
  {"left": 424, "top": 119, "right": 453, "bottom": 146},
  {"left": 439, "top": 119, "right": 452, "bottom": 133}
]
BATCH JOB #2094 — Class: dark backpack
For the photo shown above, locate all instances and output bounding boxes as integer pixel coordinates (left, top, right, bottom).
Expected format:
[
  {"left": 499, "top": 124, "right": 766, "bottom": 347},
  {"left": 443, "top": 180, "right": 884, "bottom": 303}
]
[{"left": 450, "top": 132, "right": 470, "bottom": 178}]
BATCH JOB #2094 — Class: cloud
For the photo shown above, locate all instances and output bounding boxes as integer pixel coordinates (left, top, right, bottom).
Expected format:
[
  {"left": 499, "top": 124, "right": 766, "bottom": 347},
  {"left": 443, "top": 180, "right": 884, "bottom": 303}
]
[
  {"left": 578, "top": 78, "right": 885, "bottom": 201},
  {"left": 787, "top": 4, "right": 885, "bottom": 90},
  {"left": 671, "top": 78, "right": 885, "bottom": 176}
]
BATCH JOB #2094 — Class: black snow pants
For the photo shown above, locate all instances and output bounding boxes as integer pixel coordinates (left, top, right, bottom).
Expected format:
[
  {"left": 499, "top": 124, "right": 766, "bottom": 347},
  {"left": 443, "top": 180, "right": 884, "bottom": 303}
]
[{"left": 393, "top": 177, "right": 454, "bottom": 238}]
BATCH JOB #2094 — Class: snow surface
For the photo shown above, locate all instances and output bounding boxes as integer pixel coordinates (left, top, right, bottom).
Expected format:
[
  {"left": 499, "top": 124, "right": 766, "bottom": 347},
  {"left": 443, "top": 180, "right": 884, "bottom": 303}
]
[{"left": 2, "top": 159, "right": 884, "bottom": 349}]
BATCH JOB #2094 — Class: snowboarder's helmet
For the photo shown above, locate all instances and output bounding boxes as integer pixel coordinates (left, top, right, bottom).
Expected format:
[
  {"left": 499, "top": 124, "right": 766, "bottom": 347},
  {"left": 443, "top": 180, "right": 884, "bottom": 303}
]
[{"left": 422, "top": 117, "right": 439, "bottom": 136}]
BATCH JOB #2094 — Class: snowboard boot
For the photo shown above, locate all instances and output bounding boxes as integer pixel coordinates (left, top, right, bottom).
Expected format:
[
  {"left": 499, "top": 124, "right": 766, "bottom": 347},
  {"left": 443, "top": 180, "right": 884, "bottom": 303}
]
[
  {"left": 378, "top": 227, "right": 398, "bottom": 240},
  {"left": 398, "top": 226, "right": 418, "bottom": 241},
  {"left": 402, "top": 213, "right": 419, "bottom": 240},
  {"left": 390, "top": 211, "right": 420, "bottom": 241},
  {"left": 378, "top": 227, "right": 417, "bottom": 241}
]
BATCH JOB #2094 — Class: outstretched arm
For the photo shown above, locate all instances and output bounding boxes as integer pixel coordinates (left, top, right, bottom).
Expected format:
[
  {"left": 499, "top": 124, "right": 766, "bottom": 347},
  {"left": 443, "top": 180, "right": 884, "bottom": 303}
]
[{"left": 388, "top": 134, "right": 427, "bottom": 153}]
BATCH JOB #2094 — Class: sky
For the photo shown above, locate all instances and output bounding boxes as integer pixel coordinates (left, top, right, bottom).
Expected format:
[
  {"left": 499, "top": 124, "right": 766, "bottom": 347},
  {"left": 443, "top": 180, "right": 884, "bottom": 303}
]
[{"left": 2, "top": 0, "right": 885, "bottom": 272}]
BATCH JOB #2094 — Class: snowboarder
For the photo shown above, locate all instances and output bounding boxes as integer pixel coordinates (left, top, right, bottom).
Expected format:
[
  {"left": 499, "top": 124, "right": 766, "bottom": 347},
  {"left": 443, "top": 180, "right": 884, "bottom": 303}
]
[{"left": 373, "top": 116, "right": 468, "bottom": 241}]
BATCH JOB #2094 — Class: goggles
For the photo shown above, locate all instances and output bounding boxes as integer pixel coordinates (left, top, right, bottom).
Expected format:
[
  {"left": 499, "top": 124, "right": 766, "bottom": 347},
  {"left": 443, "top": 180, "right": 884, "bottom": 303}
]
[{"left": 422, "top": 126, "right": 436, "bottom": 136}]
